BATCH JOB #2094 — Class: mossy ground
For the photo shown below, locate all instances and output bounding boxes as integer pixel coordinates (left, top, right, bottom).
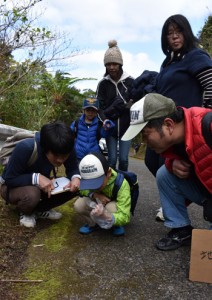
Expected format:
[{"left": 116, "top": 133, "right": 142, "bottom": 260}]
[
  {"left": 0, "top": 195, "right": 84, "bottom": 299},
  {"left": 19, "top": 202, "right": 77, "bottom": 300},
  {"left": 0, "top": 150, "right": 146, "bottom": 299}
]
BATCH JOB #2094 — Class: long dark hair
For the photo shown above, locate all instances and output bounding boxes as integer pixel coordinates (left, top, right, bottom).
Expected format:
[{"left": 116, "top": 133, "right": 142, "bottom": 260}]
[{"left": 161, "top": 14, "right": 199, "bottom": 55}]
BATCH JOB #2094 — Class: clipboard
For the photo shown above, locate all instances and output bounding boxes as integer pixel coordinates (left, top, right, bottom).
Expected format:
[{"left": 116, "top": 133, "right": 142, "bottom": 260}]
[{"left": 51, "top": 177, "right": 71, "bottom": 195}]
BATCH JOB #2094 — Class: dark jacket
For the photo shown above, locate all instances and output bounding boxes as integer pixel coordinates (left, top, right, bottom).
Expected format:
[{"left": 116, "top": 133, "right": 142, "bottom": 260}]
[
  {"left": 129, "top": 70, "right": 158, "bottom": 101},
  {"left": 2, "top": 132, "right": 79, "bottom": 188},
  {"left": 156, "top": 48, "right": 212, "bottom": 107},
  {"left": 96, "top": 72, "right": 134, "bottom": 138}
]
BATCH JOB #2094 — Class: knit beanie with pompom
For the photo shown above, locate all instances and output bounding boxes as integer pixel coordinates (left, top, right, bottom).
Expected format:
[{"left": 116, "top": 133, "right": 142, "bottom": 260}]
[{"left": 104, "top": 40, "right": 123, "bottom": 66}]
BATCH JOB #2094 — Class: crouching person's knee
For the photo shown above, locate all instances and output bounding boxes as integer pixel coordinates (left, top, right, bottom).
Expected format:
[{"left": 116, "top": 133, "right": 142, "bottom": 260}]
[
  {"left": 156, "top": 165, "right": 168, "bottom": 187},
  {"left": 11, "top": 186, "right": 41, "bottom": 215},
  {"left": 74, "top": 197, "right": 91, "bottom": 214}
]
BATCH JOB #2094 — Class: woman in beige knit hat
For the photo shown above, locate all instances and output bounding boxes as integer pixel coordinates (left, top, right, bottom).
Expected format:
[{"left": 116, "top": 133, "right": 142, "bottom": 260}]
[{"left": 96, "top": 40, "right": 135, "bottom": 171}]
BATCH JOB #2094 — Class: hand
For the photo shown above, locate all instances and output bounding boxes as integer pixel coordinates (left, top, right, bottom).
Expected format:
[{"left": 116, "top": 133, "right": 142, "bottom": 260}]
[
  {"left": 113, "top": 97, "right": 127, "bottom": 110},
  {"left": 93, "top": 193, "right": 111, "bottom": 205},
  {"left": 90, "top": 203, "right": 113, "bottom": 222},
  {"left": 103, "top": 119, "right": 111, "bottom": 130},
  {"left": 103, "top": 119, "right": 115, "bottom": 131},
  {"left": 67, "top": 177, "right": 80, "bottom": 193},
  {"left": 39, "top": 174, "right": 55, "bottom": 198},
  {"left": 126, "top": 99, "right": 134, "bottom": 109},
  {"left": 90, "top": 203, "right": 104, "bottom": 217},
  {"left": 172, "top": 159, "right": 192, "bottom": 179}
]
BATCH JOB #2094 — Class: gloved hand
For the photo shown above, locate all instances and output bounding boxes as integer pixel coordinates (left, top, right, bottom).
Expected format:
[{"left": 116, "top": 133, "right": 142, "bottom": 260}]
[
  {"left": 126, "top": 99, "right": 134, "bottom": 109},
  {"left": 113, "top": 97, "right": 127, "bottom": 110}
]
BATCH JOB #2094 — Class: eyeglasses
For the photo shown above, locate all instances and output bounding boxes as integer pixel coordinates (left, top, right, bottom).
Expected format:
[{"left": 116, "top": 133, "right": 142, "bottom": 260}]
[{"left": 167, "top": 30, "right": 182, "bottom": 39}]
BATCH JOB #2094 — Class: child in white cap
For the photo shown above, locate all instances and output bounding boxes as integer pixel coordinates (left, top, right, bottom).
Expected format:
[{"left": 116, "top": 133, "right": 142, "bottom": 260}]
[{"left": 74, "top": 152, "right": 132, "bottom": 236}]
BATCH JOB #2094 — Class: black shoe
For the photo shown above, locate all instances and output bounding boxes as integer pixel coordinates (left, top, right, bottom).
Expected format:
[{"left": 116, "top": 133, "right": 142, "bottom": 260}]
[{"left": 156, "top": 225, "right": 193, "bottom": 251}]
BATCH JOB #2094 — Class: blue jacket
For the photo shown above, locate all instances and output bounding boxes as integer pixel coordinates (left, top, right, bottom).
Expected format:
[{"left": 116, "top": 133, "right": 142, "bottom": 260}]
[
  {"left": 71, "top": 115, "right": 107, "bottom": 160},
  {"left": 2, "top": 132, "right": 79, "bottom": 188}
]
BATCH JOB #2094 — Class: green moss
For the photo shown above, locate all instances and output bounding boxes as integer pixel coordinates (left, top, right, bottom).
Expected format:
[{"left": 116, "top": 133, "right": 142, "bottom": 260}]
[
  {"left": 25, "top": 271, "right": 60, "bottom": 300},
  {"left": 38, "top": 204, "right": 75, "bottom": 252},
  {"left": 19, "top": 200, "right": 80, "bottom": 300}
]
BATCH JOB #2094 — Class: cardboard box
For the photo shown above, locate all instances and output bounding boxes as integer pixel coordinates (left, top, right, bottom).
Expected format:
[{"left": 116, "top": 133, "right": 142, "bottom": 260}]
[{"left": 189, "top": 229, "right": 212, "bottom": 283}]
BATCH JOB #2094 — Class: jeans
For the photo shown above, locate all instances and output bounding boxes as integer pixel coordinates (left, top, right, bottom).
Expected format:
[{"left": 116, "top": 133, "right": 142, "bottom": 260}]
[
  {"left": 156, "top": 165, "right": 209, "bottom": 229},
  {"left": 106, "top": 135, "right": 131, "bottom": 171}
]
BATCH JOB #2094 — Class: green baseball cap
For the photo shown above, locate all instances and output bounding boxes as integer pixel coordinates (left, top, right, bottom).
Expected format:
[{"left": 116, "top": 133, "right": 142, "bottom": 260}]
[{"left": 121, "top": 93, "right": 177, "bottom": 141}]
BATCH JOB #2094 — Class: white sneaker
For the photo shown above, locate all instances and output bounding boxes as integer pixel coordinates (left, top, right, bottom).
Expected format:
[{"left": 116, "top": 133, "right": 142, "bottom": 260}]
[
  {"left": 155, "top": 207, "right": 165, "bottom": 222},
  {"left": 20, "top": 214, "right": 36, "bottom": 228},
  {"left": 36, "top": 209, "right": 62, "bottom": 220}
]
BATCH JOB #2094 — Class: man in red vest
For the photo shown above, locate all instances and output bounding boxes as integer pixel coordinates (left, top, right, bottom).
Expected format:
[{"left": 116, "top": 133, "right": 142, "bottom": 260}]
[{"left": 122, "top": 93, "right": 212, "bottom": 251}]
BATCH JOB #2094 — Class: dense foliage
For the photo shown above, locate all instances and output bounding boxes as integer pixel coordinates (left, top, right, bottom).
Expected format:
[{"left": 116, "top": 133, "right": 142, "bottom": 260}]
[
  {"left": 0, "top": 0, "right": 95, "bottom": 129},
  {"left": 199, "top": 15, "right": 212, "bottom": 57}
]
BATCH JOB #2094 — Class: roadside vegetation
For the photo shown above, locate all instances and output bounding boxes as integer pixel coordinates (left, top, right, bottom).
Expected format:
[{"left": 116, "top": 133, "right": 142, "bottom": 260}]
[{"left": 0, "top": 0, "right": 96, "bottom": 130}]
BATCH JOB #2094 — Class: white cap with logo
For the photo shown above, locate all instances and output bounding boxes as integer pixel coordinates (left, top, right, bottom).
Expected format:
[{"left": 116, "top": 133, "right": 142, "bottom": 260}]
[{"left": 79, "top": 153, "right": 109, "bottom": 190}]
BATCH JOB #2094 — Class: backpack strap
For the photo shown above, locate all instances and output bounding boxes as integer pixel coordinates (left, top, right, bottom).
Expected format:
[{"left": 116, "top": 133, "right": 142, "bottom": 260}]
[
  {"left": 112, "top": 172, "right": 124, "bottom": 200},
  {"left": 96, "top": 121, "right": 102, "bottom": 141},
  {"left": 202, "top": 111, "right": 212, "bottom": 149},
  {"left": 74, "top": 118, "right": 80, "bottom": 137},
  {"left": 27, "top": 139, "right": 38, "bottom": 167}
]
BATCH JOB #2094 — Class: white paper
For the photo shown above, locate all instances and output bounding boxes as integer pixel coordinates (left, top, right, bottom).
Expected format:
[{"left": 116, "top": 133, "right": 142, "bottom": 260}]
[{"left": 51, "top": 177, "right": 71, "bottom": 195}]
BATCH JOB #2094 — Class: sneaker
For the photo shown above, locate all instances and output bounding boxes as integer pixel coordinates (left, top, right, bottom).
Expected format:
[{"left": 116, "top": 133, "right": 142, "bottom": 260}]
[
  {"left": 36, "top": 209, "right": 62, "bottom": 220},
  {"left": 156, "top": 225, "right": 193, "bottom": 251},
  {"left": 155, "top": 207, "right": 165, "bottom": 222},
  {"left": 112, "top": 226, "right": 125, "bottom": 236},
  {"left": 79, "top": 224, "right": 99, "bottom": 234},
  {"left": 20, "top": 214, "right": 36, "bottom": 228}
]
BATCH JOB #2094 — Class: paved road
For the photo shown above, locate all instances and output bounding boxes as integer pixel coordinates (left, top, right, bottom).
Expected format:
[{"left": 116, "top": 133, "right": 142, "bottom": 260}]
[{"left": 51, "top": 158, "right": 211, "bottom": 300}]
